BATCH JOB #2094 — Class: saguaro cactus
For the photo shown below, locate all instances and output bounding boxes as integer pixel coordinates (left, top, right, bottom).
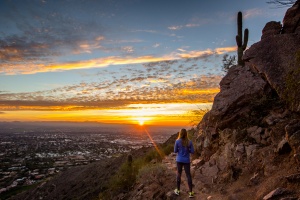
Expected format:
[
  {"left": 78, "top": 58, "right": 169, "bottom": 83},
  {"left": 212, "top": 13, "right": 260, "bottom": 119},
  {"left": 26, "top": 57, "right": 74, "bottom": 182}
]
[
  {"left": 236, "top": 11, "right": 249, "bottom": 66},
  {"left": 127, "top": 154, "right": 133, "bottom": 166}
]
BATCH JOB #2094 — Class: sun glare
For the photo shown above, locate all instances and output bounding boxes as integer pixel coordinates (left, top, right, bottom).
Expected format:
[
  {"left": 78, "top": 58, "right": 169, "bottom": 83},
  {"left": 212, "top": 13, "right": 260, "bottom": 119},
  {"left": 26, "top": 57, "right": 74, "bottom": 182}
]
[
  {"left": 134, "top": 117, "right": 150, "bottom": 126},
  {"left": 138, "top": 120, "right": 144, "bottom": 126}
]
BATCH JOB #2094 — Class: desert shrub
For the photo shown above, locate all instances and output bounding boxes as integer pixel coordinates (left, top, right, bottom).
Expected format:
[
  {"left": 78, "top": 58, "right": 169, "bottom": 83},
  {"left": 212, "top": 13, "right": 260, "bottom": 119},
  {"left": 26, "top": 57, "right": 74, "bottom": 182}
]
[
  {"left": 162, "top": 143, "right": 173, "bottom": 156},
  {"left": 144, "top": 149, "right": 160, "bottom": 162},
  {"left": 99, "top": 149, "right": 164, "bottom": 199},
  {"left": 222, "top": 54, "right": 236, "bottom": 73},
  {"left": 137, "top": 163, "right": 167, "bottom": 186},
  {"left": 107, "top": 162, "right": 136, "bottom": 192},
  {"left": 99, "top": 158, "right": 144, "bottom": 199}
]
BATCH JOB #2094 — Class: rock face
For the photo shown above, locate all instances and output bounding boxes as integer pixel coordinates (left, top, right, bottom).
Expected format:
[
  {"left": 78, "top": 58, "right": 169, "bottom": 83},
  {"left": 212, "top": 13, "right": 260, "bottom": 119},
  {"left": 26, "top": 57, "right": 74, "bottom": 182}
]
[
  {"left": 244, "top": 34, "right": 300, "bottom": 112},
  {"left": 195, "top": 1, "right": 300, "bottom": 199},
  {"left": 261, "top": 21, "right": 282, "bottom": 40},
  {"left": 282, "top": 0, "right": 300, "bottom": 33},
  {"left": 197, "top": 0, "right": 300, "bottom": 148}
]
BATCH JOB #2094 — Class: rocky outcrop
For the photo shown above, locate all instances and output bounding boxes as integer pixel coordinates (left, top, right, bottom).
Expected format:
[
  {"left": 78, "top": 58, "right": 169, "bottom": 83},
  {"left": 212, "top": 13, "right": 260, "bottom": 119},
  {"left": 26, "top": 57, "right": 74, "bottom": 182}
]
[
  {"left": 282, "top": 0, "right": 300, "bottom": 33},
  {"left": 194, "top": 1, "right": 300, "bottom": 199},
  {"left": 244, "top": 34, "right": 300, "bottom": 112},
  {"left": 197, "top": 0, "right": 300, "bottom": 147},
  {"left": 261, "top": 21, "right": 282, "bottom": 40}
]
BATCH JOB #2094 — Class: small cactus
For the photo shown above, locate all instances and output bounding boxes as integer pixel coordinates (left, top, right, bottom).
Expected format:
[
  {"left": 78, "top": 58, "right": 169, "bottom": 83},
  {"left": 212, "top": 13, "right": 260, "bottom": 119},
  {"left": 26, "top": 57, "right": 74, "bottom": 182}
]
[
  {"left": 236, "top": 11, "right": 249, "bottom": 66},
  {"left": 127, "top": 154, "right": 133, "bottom": 166}
]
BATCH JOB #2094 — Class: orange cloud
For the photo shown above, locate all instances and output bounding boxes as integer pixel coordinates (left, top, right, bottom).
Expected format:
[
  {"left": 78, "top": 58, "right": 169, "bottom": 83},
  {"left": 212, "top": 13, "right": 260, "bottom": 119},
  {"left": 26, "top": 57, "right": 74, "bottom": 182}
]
[
  {"left": 215, "top": 46, "right": 237, "bottom": 54},
  {"left": 1, "top": 46, "right": 236, "bottom": 75}
]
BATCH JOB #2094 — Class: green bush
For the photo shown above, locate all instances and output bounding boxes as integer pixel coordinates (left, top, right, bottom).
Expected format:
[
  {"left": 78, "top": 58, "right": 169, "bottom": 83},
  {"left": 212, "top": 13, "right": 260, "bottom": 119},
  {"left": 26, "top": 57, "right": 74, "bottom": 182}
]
[
  {"left": 137, "top": 164, "right": 167, "bottom": 186},
  {"left": 162, "top": 144, "right": 173, "bottom": 156}
]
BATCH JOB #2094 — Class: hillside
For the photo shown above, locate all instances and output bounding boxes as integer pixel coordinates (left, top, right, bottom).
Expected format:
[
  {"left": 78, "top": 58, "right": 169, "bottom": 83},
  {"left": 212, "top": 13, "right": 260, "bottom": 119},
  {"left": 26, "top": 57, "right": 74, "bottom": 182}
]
[{"left": 8, "top": 1, "right": 300, "bottom": 200}]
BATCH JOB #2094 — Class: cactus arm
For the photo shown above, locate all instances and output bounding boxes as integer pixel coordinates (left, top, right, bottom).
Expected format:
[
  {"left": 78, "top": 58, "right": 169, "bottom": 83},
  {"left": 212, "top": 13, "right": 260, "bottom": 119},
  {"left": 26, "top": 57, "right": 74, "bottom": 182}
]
[{"left": 242, "top": 28, "right": 249, "bottom": 50}]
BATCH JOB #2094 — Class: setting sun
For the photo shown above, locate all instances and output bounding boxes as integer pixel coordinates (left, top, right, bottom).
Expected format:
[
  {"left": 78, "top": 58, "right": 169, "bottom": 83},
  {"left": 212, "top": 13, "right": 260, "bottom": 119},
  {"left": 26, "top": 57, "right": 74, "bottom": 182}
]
[{"left": 138, "top": 120, "right": 144, "bottom": 126}]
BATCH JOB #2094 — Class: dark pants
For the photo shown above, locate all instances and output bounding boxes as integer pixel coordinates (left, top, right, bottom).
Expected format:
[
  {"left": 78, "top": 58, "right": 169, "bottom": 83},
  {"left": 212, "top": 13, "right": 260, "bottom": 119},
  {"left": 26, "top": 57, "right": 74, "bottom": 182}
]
[{"left": 176, "top": 162, "right": 192, "bottom": 192}]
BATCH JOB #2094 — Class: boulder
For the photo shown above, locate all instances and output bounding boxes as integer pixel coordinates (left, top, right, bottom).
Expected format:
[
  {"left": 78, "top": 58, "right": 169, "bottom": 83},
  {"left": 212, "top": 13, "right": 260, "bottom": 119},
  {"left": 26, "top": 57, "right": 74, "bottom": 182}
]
[
  {"left": 243, "top": 34, "right": 300, "bottom": 112},
  {"left": 263, "top": 188, "right": 290, "bottom": 200},
  {"left": 285, "top": 120, "right": 300, "bottom": 154},
  {"left": 285, "top": 119, "right": 300, "bottom": 138},
  {"left": 277, "top": 138, "right": 292, "bottom": 154},
  {"left": 245, "top": 144, "right": 259, "bottom": 158},
  {"left": 261, "top": 21, "right": 282, "bottom": 40},
  {"left": 202, "top": 64, "right": 270, "bottom": 131},
  {"left": 282, "top": 0, "right": 300, "bottom": 33},
  {"left": 286, "top": 173, "right": 300, "bottom": 182},
  {"left": 191, "top": 158, "right": 205, "bottom": 168}
]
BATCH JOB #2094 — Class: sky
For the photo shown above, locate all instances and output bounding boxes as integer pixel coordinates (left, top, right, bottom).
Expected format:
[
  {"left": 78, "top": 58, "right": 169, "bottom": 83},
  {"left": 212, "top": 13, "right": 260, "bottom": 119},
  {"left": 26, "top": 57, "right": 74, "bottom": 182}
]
[{"left": 0, "top": 0, "right": 288, "bottom": 127}]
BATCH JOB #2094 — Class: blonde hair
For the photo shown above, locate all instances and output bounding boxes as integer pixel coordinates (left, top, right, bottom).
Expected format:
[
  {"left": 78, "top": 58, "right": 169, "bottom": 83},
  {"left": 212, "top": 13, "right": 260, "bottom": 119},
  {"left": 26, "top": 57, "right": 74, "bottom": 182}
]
[{"left": 177, "top": 128, "right": 189, "bottom": 147}]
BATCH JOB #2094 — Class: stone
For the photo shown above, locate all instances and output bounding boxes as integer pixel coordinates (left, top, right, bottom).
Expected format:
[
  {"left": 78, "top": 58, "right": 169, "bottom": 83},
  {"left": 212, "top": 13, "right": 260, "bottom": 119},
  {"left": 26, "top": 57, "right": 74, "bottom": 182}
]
[
  {"left": 285, "top": 120, "right": 300, "bottom": 154},
  {"left": 245, "top": 144, "right": 259, "bottom": 158},
  {"left": 288, "top": 131, "right": 300, "bottom": 148},
  {"left": 201, "top": 64, "right": 269, "bottom": 130},
  {"left": 262, "top": 128, "right": 271, "bottom": 139},
  {"left": 166, "top": 191, "right": 177, "bottom": 200},
  {"left": 263, "top": 188, "right": 290, "bottom": 200},
  {"left": 247, "top": 126, "right": 259, "bottom": 134},
  {"left": 218, "top": 159, "right": 229, "bottom": 173},
  {"left": 137, "top": 184, "right": 144, "bottom": 191},
  {"left": 249, "top": 172, "right": 260, "bottom": 185},
  {"left": 285, "top": 173, "right": 300, "bottom": 182},
  {"left": 277, "top": 138, "right": 292, "bottom": 154},
  {"left": 261, "top": 21, "right": 282, "bottom": 40},
  {"left": 201, "top": 163, "right": 219, "bottom": 178},
  {"left": 191, "top": 158, "right": 205, "bottom": 168},
  {"left": 285, "top": 119, "right": 300, "bottom": 138},
  {"left": 234, "top": 144, "right": 245, "bottom": 160},
  {"left": 250, "top": 127, "right": 263, "bottom": 143},
  {"left": 243, "top": 34, "right": 300, "bottom": 112},
  {"left": 279, "top": 197, "right": 298, "bottom": 200},
  {"left": 264, "top": 109, "right": 290, "bottom": 125}
]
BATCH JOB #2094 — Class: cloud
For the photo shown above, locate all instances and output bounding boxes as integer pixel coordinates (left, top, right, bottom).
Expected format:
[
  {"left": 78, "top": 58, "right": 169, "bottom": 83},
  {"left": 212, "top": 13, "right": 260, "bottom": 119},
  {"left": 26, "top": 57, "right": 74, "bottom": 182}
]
[
  {"left": 153, "top": 43, "right": 160, "bottom": 48},
  {"left": 121, "top": 46, "right": 134, "bottom": 53},
  {"left": 0, "top": 69, "right": 222, "bottom": 111},
  {"left": 168, "top": 23, "right": 200, "bottom": 30},
  {"left": 0, "top": 46, "right": 236, "bottom": 75},
  {"left": 244, "top": 8, "right": 263, "bottom": 19},
  {"left": 168, "top": 26, "right": 182, "bottom": 30},
  {"left": 168, "top": 18, "right": 209, "bottom": 31},
  {"left": 215, "top": 46, "right": 237, "bottom": 54}
]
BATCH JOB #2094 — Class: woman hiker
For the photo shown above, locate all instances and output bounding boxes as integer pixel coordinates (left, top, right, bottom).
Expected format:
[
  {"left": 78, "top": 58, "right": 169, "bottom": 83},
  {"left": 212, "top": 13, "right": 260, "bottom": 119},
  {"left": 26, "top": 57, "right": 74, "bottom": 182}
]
[{"left": 174, "top": 128, "right": 195, "bottom": 198}]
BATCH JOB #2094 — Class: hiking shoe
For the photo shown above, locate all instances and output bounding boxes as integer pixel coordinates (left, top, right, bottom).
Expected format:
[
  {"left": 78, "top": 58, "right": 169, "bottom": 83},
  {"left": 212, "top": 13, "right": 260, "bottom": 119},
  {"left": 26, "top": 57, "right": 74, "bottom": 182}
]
[
  {"left": 174, "top": 188, "right": 180, "bottom": 195},
  {"left": 189, "top": 191, "right": 195, "bottom": 198}
]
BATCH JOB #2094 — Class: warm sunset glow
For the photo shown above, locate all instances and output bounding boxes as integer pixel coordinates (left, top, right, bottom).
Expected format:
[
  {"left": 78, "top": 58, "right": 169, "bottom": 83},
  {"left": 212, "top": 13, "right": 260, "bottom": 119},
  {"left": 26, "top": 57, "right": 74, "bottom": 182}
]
[
  {"left": 138, "top": 120, "right": 144, "bottom": 126},
  {"left": 0, "top": 103, "right": 213, "bottom": 126}
]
